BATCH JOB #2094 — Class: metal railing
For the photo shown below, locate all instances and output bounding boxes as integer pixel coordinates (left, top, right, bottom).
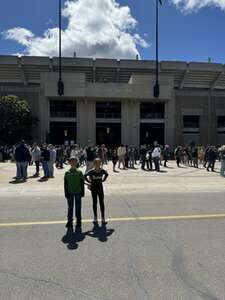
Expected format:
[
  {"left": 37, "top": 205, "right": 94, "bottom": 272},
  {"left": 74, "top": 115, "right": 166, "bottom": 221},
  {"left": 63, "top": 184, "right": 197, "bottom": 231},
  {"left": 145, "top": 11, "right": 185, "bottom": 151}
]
[
  {"left": 140, "top": 113, "right": 164, "bottom": 119},
  {"left": 96, "top": 112, "right": 121, "bottom": 119},
  {"left": 50, "top": 111, "right": 76, "bottom": 118}
]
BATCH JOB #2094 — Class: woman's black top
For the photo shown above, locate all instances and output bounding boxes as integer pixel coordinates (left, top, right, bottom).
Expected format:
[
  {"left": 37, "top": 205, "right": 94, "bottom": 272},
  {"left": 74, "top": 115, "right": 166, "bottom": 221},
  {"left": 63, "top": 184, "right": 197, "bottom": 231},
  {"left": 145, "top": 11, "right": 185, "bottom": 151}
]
[{"left": 84, "top": 169, "right": 108, "bottom": 189}]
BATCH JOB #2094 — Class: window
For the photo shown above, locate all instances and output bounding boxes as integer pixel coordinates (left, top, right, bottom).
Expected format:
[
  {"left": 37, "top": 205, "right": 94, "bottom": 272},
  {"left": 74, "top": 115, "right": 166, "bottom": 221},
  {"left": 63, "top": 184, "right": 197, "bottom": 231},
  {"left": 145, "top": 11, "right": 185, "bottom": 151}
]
[
  {"left": 50, "top": 100, "right": 76, "bottom": 118},
  {"left": 183, "top": 115, "right": 200, "bottom": 133},
  {"left": 140, "top": 103, "right": 165, "bottom": 119},
  {"left": 218, "top": 116, "right": 225, "bottom": 134},
  {"left": 96, "top": 102, "right": 121, "bottom": 119},
  {"left": 217, "top": 116, "right": 225, "bottom": 128},
  {"left": 183, "top": 116, "right": 199, "bottom": 128}
]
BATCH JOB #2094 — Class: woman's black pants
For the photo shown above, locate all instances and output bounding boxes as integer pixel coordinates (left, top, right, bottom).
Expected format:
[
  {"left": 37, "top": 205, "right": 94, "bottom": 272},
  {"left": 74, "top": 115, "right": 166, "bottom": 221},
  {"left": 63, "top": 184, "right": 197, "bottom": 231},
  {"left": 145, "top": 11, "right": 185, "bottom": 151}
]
[{"left": 91, "top": 187, "right": 105, "bottom": 219}]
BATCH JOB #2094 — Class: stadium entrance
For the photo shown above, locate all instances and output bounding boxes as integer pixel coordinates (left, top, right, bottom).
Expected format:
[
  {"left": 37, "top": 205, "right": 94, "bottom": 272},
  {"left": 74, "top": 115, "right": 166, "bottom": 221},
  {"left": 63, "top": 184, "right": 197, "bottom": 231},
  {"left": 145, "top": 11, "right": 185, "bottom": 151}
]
[
  {"left": 50, "top": 122, "right": 77, "bottom": 145},
  {"left": 140, "top": 123, "right": 165, "bottom": 146},
  {"left": 96, "top": 123, "right": 121, "bottom": 148}
]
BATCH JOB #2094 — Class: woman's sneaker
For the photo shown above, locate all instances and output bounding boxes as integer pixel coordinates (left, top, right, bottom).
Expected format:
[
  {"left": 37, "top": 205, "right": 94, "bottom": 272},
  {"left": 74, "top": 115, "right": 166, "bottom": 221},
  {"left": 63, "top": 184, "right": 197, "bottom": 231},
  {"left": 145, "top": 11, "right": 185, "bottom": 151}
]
[{"left": 102, "top": 218, "right": 107, "bottom": 225}]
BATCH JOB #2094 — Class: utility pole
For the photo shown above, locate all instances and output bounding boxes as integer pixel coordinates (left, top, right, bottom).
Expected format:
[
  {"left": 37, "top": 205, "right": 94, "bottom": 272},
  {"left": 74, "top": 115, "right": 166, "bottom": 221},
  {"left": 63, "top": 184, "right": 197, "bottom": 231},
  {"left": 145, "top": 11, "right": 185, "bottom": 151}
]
[
  {"left": 58, "top": 0, "right": 64, "bottom": 96},
  {"left": 153, "top": 0, "right": 162, "bottom": 98}
]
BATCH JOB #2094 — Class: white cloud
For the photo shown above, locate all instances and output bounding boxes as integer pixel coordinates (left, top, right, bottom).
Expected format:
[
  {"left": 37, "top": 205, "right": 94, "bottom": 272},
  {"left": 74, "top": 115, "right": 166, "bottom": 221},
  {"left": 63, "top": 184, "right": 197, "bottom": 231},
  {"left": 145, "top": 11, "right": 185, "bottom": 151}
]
[
  {"left": 4, "top": 28, "right": 34, "bottom": 47},
  {"left": 2, "top": 0, "right": 149, "bottom": 59},
  {"left": 171, "top": 0, "right": 225, "bottom": 12}
]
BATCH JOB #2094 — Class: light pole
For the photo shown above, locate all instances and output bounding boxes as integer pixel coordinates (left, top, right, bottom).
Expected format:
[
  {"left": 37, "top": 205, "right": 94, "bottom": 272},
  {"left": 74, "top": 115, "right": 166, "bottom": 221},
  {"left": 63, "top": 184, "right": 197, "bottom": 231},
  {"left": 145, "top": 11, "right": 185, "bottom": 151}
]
[
  {"left": 58, "top": 0, "right": 64, "bottom": 96},
  {"left": 153, "top": 0, "right": 162, "bottom": 98}
]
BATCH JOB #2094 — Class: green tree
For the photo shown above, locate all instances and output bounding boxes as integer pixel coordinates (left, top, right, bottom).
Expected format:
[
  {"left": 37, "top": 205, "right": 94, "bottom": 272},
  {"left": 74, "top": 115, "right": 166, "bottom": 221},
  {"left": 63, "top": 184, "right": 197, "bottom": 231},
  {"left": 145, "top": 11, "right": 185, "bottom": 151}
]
[{"left": 0, "top": 95, "right": 38, "bottom": 145}]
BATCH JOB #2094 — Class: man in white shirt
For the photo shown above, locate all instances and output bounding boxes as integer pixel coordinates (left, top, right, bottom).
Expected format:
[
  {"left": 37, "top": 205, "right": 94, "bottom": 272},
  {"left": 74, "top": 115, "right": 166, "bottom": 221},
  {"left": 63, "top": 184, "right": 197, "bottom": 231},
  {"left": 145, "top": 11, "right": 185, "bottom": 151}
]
[
  {"left": 117, "top": 144, "right": 126, "bottom": 169},
  {"left": 151, "top": 144, "right": 161, "bottom": 172},
  {"left": 31, "top": 143, "right": 41, "bottom": 176}
]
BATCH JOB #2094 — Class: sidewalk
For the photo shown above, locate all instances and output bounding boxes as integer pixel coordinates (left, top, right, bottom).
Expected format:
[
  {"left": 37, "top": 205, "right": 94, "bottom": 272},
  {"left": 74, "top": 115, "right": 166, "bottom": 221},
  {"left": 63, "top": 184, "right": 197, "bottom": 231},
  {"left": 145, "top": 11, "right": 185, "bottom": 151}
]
[{"left": 0, "top": 161, "right": 224, "bottom": 197}]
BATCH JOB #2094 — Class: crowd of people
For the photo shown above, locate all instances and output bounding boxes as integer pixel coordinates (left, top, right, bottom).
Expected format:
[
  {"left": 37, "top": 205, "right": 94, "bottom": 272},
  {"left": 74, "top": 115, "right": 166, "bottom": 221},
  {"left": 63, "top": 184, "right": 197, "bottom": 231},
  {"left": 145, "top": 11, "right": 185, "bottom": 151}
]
[{"left": 1, "top": 141, "right": 225, "bottom": 180}]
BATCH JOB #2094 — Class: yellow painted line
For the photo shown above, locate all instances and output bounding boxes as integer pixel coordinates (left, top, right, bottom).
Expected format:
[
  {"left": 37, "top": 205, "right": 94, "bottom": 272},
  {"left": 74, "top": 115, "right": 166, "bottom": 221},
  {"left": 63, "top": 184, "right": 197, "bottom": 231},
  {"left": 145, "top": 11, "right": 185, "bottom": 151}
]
[{"left": 0, "top": 213, "right": 225, "bottom": 228}]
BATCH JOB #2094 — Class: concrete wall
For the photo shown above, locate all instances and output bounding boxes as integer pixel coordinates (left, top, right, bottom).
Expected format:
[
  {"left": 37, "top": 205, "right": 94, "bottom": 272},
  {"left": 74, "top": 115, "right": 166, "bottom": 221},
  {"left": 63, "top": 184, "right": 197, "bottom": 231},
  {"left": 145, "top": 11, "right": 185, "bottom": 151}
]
[
  {"left": 175, "top": 92, "right": 209, "bottom": 146},
  {"left": 1, "top": 64, "right": 225, "bottom": 147},
  {"left": 174, "top": 90, "right": 225, "bottom": 146},
  {"left": 122, "top": 100, "right": 140, "bottom": 147},
  {"left": 42, "top": 73, "right": 173, "bottom": 100},
  {"left": 76, "top": 99, "right": 96, "bottom": 146}
]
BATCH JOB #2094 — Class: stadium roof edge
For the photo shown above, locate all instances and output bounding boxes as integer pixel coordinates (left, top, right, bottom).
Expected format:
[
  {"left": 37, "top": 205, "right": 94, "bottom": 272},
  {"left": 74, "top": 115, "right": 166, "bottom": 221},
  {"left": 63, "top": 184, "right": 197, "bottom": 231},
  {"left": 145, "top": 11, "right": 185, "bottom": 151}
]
[{"left": 0, "top": 55, "right": 224, "bottom": 68}]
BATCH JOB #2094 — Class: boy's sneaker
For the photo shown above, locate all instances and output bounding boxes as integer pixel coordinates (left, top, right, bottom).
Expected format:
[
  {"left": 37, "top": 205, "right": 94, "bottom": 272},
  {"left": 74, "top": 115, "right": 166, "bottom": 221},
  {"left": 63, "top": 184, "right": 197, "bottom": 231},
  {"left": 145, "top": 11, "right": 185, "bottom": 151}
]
[
  {"left": 65, "top": 220, "right": 73, "bottom": 228},
  {"left": 93, "top": 216, "right": 98, "bottom": 224}
]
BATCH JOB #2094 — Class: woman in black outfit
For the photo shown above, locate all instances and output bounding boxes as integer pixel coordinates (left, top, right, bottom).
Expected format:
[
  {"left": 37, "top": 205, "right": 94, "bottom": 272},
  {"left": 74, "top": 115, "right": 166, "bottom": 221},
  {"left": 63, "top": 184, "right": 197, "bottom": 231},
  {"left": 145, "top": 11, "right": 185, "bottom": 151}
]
[
  {"left": 111, "top": 148, "right": 118, "bottom": 172},
  {"left": 84, "top": 158, "right": 109, "bottom": 224}
]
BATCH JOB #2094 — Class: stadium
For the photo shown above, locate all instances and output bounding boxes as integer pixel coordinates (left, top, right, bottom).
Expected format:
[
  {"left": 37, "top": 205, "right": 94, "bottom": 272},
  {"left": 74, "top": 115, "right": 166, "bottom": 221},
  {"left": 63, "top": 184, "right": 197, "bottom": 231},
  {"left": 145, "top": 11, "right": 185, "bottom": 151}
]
[{"left": 1, "top": 55, "right": 225, "bottom": 147}]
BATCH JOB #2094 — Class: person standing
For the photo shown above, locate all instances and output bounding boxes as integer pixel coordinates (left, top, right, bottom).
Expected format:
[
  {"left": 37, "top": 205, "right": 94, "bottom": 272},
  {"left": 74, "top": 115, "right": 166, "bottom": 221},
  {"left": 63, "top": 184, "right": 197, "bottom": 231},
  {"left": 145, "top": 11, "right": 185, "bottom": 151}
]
[
  {"left": 207, "top": 146, "right": 217, "bottom": 172},
  {"left": 219, "top": 145, "right": 225, "bottom": 177},
  {"left": 97, "top": 144, "right": 105, "bottom": 166},
  {"left": 85, "top": 143, "right": 96, "bottom": 172},
  {"left": 84, "top": 158, "right": 108, "bottom": 225},
  {"left": 124, "top": 145, "right": 129, "bottom": 168},
  {"left": 151, "top": 144, "right": 161, "bottom": 172},
  {"left": 79, "top": 148, "right": 86, "bottom": 167},
  {"left": 41, "top": 143, "right": 50, "bottom": 179},
  {"left": 187, "top": 147, "right": 193, "bottom": 166},
  {"left": 128, "top": 147, "right": 136, "bottom": 169},
  {"left": 198, "top": 146, "right": 205, "bottom": 165},
  {"left": 31, "top": 143, "right": 41, "bottom": 176},
  {"left": 103, "top": 145, "right": 108, "bottom": 165},
  {"left": 14, "top": 140, "right": 31, "bottom": 181},
  {"left": 174, "top": 146, "right": 182, "bottom": 167},
  {"left": 146, "top": 146, "right": 153, "bottom": 171},
  {"left": 111, "top": 148, "right": 118, "bottom": 172},
  {"left": 48, "top": 144, "right": 56, "bottom": 178},
  {"left": 64, "top": 157, "right": 85, "bottom": 229},
  {"left": 203, "top": 146, "right": 210, "bottom": 168},
  {"left": 57, "top": 145, "right": 64, "bottom": 169},
  {"left": 140, "top": 145, "right": 147, "bottom": 170},
  {"left": 192, "top": 147, "right": 199, "bottom": 168},
  {"left": 70, "top": 144, "right": 80, "bottom": 160},
  {"left": 163, "top": 145, "right": 170, "bottom": 167},
  {"left": 117, "top": 144, "right": 126, "bottom": 169}
]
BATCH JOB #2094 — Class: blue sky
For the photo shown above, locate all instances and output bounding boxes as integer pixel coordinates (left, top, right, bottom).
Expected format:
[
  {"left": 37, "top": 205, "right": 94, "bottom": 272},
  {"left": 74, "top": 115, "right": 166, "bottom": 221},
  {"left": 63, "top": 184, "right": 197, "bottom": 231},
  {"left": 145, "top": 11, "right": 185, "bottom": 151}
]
[{"left": 0, "top": 0, "right": 225, "bottom": 63}]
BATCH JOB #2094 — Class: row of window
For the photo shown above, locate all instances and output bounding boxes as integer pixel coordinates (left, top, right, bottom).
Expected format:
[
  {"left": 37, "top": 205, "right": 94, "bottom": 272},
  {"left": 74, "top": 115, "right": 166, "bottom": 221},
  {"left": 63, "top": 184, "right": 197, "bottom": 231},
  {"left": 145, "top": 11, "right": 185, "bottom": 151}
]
[
  {"left": 183, "top": 115, "right": 225, "bottom": 129},
  {"left": 49, "top": 100, "right": 225, "bottom": 130},
  {"left": 50, "top": 101, "right": 165, "bottom": 119}
]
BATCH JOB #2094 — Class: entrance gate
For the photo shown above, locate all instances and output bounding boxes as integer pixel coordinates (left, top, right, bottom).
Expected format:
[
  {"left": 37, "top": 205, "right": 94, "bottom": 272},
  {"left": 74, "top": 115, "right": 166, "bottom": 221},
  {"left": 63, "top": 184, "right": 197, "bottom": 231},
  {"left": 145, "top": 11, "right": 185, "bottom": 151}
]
[
  {"left": 96, "top": 123, "right": 121, "bottom": 148},
  {"left": 50, "top": 122, "right": 76, "bottom": 145},
  {"left": 140, "top": 123, "right": 165, "bottom": 146}
]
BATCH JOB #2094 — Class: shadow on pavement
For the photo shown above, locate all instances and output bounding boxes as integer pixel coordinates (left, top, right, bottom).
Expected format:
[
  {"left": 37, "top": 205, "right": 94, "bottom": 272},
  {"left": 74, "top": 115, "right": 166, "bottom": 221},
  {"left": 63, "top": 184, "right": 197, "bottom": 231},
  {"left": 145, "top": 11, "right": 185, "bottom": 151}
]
[
  {"left": 38, "top": 177, "right": 49, "bottom": 182},
  {"left": 28, "top": 174, "right": 40, "bottom": 179},
  {"left": 86, "top": 223, "right": 115, "bottom": 243},
  {"left": 61, "top": 224, "right": 115, "bottom": 250},
  {"left": 9, "top": 179, "right": 27, "bottom": 184},
  {"left": 61, "top": 227, "right": 86, "bottom": 250}
]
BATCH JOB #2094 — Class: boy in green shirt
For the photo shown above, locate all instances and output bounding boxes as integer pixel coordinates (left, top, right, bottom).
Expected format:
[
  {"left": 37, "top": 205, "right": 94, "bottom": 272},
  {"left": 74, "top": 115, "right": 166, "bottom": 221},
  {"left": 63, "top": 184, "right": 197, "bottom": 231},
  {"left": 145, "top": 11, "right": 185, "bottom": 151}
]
[{"left": 64, "top": 157, "right": 85, "bottom": 230}]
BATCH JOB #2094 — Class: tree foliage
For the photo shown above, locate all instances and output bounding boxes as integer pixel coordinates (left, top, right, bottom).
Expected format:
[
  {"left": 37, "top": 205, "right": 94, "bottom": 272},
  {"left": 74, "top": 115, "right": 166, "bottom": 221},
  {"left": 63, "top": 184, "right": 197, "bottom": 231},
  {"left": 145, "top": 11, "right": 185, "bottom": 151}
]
[{"left": 0, "top": 95, "right": 37, "bottom": 145}]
